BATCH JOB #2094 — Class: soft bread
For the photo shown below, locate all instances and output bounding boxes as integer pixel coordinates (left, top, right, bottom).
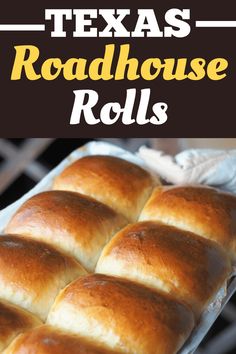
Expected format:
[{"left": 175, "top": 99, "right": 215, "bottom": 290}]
[
  {"left": 96, "top": 221, "right": 231, "bottom": 316},
  {"left": 0, "top": 235, "right": 86, "bottom": 320},
  {"left": 53, "top": 155, "right": 157, "bottom": 222},
  {"left": 0, "top": 300, "right": 41, "bottom": 351},
  {"left": 3, "top": 325, "right": 116, "bottom": 354},
  {"left": 47, "top": 274, "right": 194, "bottom": 354},
  {"left": 139, "top": 185, "right": 236, "bottom": 258},
  {"left": 2, "top": 153, "right": 233, "bottom": 354},
  {"left": 6, "top": 191, "right": 127, "bottom": 272}
]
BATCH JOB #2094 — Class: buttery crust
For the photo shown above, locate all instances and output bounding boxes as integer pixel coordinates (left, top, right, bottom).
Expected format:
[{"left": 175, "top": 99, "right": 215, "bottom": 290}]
[
  {"left": 96, "top": 221, "right": 231, "bottom": 316},
  {"left": 139, "top": 185, "right": 236, "bottom": 258},
  {"left": 48, "top": 274, "right": 194, "bottom": 354},
  {"left": 53, "top": 155, "right": 157, "bottom": 222},
  {"left": 0, "top": 300, "right": 41, "bottom": 352},
  {"left": 0, "top": 235, "right": 86, "bottom": 321},
  {"left": 6, "top": 191, "right": 127, "bottom": 272},
  {"left": 3, "top": 325, "right": 116, "bottom": 354}
]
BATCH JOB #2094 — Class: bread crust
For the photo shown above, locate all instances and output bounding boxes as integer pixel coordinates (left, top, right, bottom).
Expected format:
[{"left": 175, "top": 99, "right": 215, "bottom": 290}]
[
  {"left": 0, "top": 235, "right": 86, "bottom": 320},
  {"left": 48, "top": 274, "right": 194, "bottom": 354},
  {"left": 97, "top": 221, "right": 231, "bottom": 316},
  {"left": 6, "top": 191, "right": 127, "bottom": 272},
  {"left": 53, "top": 155, "right": 157, "bottom": 222},
  {"left": 0, "top": 300, "right": 41, "bottom": 351},
  {"left": 3, "top": 325, "right": 116, "bottom": 354},
  {"left": 140, "top": 185, "right": 236, "bottom": 258}
]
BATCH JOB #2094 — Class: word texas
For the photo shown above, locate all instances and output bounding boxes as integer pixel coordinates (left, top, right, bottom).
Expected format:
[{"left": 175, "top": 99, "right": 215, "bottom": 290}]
[{"left": 45, "top": 9, "right": 191, "bottom": 38}]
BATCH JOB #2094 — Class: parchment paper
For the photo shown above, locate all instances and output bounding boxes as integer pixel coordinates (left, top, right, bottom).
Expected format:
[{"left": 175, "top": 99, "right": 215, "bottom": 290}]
[{"left": 0, "top": 141, "right": 235, "bottom": 354}]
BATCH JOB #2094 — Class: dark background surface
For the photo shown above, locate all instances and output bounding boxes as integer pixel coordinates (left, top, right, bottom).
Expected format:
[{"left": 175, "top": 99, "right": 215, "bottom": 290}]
[{"left": 0, "top": 1, "right": 236, "bottom": 137}]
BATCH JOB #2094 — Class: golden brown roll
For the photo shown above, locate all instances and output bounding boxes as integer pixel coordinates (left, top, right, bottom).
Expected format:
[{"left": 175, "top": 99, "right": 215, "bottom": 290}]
[
  {"left": 139, "top": 185, "right": 236, "bottom": 258},
  {"left": 0, "top": 300, "right": 41, "bottom": 351},
  {"left": 47, "top": 274, "right": 194, "bottom": 354},
  {"left": 3, "top": 325, "right": 116, "bottom": 354},
  {"left": 53, "top": 155, "right": 157, "bottom": 222},
  {"left": 96, "top": 221, "right": 231, "bottom": 316},
  {"left": 0, "top": 235, "right": 86, "bottom": 321},
  {"left": 6, "top": 191, "right": 127, "bottom": 272}
]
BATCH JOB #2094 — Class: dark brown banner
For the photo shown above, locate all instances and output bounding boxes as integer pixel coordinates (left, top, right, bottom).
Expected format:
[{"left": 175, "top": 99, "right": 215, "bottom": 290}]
[{"left": 0, "top": 1, "right": 235, "bottom": 137}]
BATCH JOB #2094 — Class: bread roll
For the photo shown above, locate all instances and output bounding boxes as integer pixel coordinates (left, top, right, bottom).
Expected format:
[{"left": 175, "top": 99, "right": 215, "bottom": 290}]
[
  {"left": 3, "top": 325, "right": 116, "bottom": 354},
  {"left": 0, "top": 300, "right": 41, "bottom": 351},
  {"left": 47, "top": 274, "right": 194, "bottom": 354},
  {"left": 53, "top": 155, "right": 157, "bottom": 222},
  {"left": 0, "top": 235, "right": 86, "bottom": 320},
  {"left": 139, "top": 185, "right": 236, "bottom": 258},
  {"left": 96, "top": 221, "right": 231, "bottom": 316},
  {"left": 6, "top": 191, "right": 127, "bottom": 272}
]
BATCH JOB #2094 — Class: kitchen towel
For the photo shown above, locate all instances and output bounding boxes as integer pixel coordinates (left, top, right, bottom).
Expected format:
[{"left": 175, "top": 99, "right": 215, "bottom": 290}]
[{"left": 138, "top": 147, "right": 236, "bottom": 194}]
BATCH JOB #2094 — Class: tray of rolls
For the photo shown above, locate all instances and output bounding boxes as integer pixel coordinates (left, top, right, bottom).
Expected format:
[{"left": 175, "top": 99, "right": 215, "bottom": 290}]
[{"left": 0, "top": 141, "right": 235, "bottom": 354}]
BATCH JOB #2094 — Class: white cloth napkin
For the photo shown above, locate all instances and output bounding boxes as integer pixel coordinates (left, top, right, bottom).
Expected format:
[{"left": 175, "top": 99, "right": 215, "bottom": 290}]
[{"left": 138, "top": 147, "right": 236, "bottom": 194}]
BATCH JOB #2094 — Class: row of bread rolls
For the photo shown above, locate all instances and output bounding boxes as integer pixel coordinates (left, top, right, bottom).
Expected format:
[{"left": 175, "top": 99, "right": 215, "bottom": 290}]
[
  {"left": 1, "top": 155, "right": 235, "bottom": 354},
  {"left": 95, "top": 185, "right": 235, "bottom": 330},
  {"left": 0, "top": 155, "right": 157, "bottom": 352}
]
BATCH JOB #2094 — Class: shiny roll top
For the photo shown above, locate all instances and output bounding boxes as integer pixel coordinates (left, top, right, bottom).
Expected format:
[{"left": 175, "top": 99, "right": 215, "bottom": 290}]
[
  {"left": 139, "top": 185, "right": 236, "bottom": 259},
  {"left": 6, "top": 191, "right": 127, "bottom": 272},
  {"left": 3, "top": 325, "right": 116, "bottom": 354},
  {"left": 0, "top": 235, "right": 86, "bottom": 321},
  {"left": 2, "top": 154, "right": 234, "bottom": 354},
  {"left": 96, "top": 221, "right": 231, "bottom": 316},
  {"left": 47, "top": 274, "right": 194, "bottom": 354},
  {"left": 0, "top": 300, "right": 41, "bottom": 351},
  {"left": 53, "top": 155, "right": 157, "bottom": 222}
]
